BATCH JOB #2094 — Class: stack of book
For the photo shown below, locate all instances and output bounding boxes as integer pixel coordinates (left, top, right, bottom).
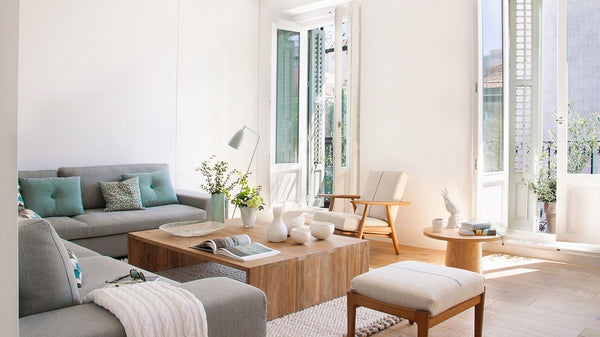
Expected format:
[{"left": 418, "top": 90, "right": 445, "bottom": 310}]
[{"left": 460, "top": 220, "right": 495, "bottom": 236}]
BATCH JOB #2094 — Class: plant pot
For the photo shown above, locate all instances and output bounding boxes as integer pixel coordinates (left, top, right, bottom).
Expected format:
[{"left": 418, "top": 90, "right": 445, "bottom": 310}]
[
  {"left": 544, "top": 201, "right": 556, "bottom": 234},
  {"left": 240, "top": 207, "right": 258, "bottom": 228},
  {"left": 210, "top": 193, "right": 226, "bottom": 223}
]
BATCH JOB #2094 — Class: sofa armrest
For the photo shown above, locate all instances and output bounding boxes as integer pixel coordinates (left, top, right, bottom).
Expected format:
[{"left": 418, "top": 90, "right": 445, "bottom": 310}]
[
  {"left": 176, "top": 189, "right": 211, "bottom": 211},
  {"left": 19, "top": 303, "right": 126, "bottom": 337},
  {"left": 181, "top": 277, "right": 267, "bottom": 337}
]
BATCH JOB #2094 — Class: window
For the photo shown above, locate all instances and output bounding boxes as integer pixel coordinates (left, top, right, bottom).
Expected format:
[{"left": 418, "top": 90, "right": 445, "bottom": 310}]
[{"left": 275, "top": 29, "right": 300, "bottom": 164}]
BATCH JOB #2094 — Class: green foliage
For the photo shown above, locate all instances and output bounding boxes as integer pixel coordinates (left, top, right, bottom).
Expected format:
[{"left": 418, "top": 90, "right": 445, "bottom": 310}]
[
  {"left": 523, "top": 153, "right": 557, "bottom": 202},
  {"left": 231, "top": 176, "right": 265, "bottom": 210},
  {"left": 196, "top": 155, "right": 245, "bottom": 196},
  {"left": 524, "top": 104, "right": 600, "bottom": 202}
]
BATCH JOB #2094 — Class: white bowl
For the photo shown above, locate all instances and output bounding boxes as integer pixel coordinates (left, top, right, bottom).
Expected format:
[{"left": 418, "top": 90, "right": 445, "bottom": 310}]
[
  {"left": 310, "top": 221, "right": 335, "bottom": 240},
  {"left": 283, "top": 211, "right": 305, "bottom": 235},
  {"left": 290, "top": 226, "right": 311, "bottom": 244}
]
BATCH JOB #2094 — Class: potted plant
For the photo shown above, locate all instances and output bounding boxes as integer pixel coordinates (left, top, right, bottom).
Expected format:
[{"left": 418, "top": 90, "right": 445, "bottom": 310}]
[
  {"left": 196, "top": 155, "right": 245, "bottom": 222},
  {"left": 524, "top": 105, "right": 599, "bottom": 233},
  {"left": 231, "top": 176, "right": 265, "bottom": 228}
]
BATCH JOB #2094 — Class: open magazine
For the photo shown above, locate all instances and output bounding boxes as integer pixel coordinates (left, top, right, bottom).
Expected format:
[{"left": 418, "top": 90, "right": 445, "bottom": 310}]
[{"left": 190, "top": 234, "right": 280, "bottom": 262}]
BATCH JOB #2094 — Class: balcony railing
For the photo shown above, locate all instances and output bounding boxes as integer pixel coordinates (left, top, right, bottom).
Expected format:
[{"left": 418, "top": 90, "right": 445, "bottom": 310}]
[{"left": 542, "top": 140, "right": 600, "bottom": 174}]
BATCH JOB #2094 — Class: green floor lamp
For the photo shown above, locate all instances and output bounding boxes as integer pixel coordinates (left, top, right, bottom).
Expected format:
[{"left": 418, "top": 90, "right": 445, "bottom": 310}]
[{"left": 228, "top": 125, "right": 260, "bottom": 216}]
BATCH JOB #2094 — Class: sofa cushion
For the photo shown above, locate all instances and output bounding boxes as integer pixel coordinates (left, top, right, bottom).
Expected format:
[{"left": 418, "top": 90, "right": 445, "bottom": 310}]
[
  {"left": 122, "top": 170, "right": 179, "bottom": 207},
  {"left": 19, "top": 219, "right": 81, "bottom": 317},
  {"left": 58, "top": 164, "right": 169, "bottom": 210},
  {"left": 53, "top": 204, "right": 207, "bottom": 240},
  {"left": 100, "top": 177, "right": 144, "bottom": 212},
  {"left": 19, "top": 176, "right": 85, "bottom": 217}
]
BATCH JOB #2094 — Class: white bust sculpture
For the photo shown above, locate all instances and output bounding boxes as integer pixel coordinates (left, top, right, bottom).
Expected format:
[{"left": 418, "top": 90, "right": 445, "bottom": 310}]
[{"left": 441, "top": 188, "right": 461, "bottom": 229}]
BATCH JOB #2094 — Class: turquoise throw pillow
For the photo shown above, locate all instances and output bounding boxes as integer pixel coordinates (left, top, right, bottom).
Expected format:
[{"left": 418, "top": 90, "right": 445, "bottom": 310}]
[
  {"left": 122, "top": 170, "right": 178, "bottom": 207},
  {"left": 19, "top": 177, "right": 84, "bottom": 217},
  {"left": 100, "top": 177, "right": 144, "bottom": 212}
]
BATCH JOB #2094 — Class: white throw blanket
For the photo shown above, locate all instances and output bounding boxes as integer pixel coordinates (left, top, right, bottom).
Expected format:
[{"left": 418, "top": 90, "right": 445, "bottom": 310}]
[{"left": 84, "top": 281, "right": 207, "bottom": 337}]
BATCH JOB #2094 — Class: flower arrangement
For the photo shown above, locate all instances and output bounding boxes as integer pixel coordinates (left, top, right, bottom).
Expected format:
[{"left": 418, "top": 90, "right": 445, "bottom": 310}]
[
  {"left": 231, "top": 176, "right": 265, "bottom": 210},
  {"left": 196, "top": 155, "right": 245, "bottom": 196}
]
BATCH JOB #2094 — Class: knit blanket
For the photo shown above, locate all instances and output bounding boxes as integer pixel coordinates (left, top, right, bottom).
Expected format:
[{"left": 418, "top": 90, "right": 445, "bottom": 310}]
[{"left": 84, "top": 281, "right": 207, "bottom": 337}]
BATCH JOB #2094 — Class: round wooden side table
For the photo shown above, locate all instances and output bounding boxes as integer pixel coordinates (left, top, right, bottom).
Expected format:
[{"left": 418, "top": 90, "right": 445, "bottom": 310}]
[{"left": 423, "top": 226, "right": 502, "bottom": 273}]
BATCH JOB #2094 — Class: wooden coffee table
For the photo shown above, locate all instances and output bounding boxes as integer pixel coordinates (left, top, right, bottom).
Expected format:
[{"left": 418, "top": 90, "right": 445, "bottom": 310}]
[{"left": 128, "top": 218, "right": 369, "bottom": 320}]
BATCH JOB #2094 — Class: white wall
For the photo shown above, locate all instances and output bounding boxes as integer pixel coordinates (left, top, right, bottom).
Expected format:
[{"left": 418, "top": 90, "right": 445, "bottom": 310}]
[
  {"left": 0, "top": 0, "right": 19, "bottom": 333},
  {"left": 18, "top": 0, "right": 179, "bottom": 171},
  {"left": 176, "top": 0, "right": 259, "bottom": 190},
  {"left": 360, "top": 0, "right": 476, "bottom": 249},
  {"left": 18, "top": 0, "right": 259, "bottom": 192}
]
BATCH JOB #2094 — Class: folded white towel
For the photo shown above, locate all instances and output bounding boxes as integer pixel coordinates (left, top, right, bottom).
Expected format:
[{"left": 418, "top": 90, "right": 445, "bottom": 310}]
[{"left": 85, "top": 281, "right": 207, "bottom": 337}]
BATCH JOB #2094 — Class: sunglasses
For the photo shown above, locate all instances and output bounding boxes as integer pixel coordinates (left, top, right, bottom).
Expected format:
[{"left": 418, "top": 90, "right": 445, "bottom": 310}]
[{"left": 106, "top": 269, "right": 146, "bottom": 284}]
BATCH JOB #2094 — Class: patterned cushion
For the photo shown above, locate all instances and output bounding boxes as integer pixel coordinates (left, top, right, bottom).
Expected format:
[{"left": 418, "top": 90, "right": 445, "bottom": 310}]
[
  {"left": 122, "top": 170, "right": 179, "bottom": 207},
  {"left": 18, "top": 176, "right": 85, "bottom": 218},
  {"left": 99, "top": 177, "right": 144, "bottom": 212},
  {"left": 67, "top": 249, "right": 82, "bottom": 288}
]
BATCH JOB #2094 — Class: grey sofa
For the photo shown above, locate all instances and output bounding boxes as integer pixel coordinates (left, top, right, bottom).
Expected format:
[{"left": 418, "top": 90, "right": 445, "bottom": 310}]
[
  {"left": 18, "top": 163, "right": 210, "bottom": 257},
  {"left": 18, "top": 219, "right": 267, "bottom": 337}
]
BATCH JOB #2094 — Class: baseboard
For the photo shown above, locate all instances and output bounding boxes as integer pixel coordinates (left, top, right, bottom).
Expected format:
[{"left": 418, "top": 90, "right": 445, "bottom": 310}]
[{"left": 484, "top": 239, "right": 600, "bottom": 268}]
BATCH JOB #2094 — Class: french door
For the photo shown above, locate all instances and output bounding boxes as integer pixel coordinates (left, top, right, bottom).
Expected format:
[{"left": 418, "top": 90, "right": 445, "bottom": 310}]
[
  {"left": 475, "top": 0, "right": 510, "bottom": 230},
  {"left": 271, "top": 3, "right": 360, "bottom": 210},
  {"left": 555, "top": 0, "right": 600, "bottom": 244}
]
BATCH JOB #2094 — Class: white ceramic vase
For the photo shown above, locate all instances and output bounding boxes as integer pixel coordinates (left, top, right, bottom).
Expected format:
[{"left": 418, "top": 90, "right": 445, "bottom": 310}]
[
  {"left": 267, "top": 207, "right": 287, "bottom": 242},
  {"left": 240, "top": 207, "right": 258, "bottom": 228}
]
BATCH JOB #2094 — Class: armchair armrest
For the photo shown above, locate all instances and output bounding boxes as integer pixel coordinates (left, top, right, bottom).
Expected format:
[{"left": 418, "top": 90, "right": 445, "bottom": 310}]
[
  {"left": 317, "top": 194, "right": 361, "bottom": 199},
  {"left": 317, "top": 194, "right": 362, "bottom": 211},
  {"left": 351, "top": 200, "right": 411, "bottom": 206}
]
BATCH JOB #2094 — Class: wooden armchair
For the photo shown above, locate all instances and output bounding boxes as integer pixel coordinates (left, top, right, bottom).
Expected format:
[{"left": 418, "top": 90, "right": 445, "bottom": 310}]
[{"left": 315, "top": 171, "right": 410, "bottom": 254}]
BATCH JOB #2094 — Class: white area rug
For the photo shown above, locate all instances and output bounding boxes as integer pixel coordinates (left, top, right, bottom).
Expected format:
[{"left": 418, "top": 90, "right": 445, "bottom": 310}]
[{"left": 267, "top": 296, "right": 401, "bottom": 337}]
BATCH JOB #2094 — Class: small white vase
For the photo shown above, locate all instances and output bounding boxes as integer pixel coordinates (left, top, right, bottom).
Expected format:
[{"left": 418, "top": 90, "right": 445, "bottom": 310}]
[
  {"left": 267, "top": 207, "right": 287, "bottom": 242},
  {"left": 240, "top": 207, "right": 258, "bottom": 228}
]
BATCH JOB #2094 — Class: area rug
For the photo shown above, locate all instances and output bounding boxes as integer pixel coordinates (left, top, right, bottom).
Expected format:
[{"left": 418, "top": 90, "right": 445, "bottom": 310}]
[
  {"left": 152, "top": 262, "right": 400, "bottom": 336},
  {"left": 153, "top": 262, "right": 246, "bottom": 283},
  {"left": 267, "top": 296, "right": 401, "bottom": 337}
]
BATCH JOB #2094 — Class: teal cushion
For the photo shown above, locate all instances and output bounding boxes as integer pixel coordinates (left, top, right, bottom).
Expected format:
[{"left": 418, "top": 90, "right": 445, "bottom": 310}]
[
  {"left": 19, "top": 177, "right": 85, "bottom": 217},
  {"left": 122, "top": 170, "right": 179, "bottom": 207},
  {"left": 100, "top": 176, "right": 144, "bottom": 212}
]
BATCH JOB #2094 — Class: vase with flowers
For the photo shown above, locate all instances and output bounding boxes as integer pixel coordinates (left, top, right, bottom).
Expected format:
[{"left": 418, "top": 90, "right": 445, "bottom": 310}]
[
  {"left": 231, "top": 176, "right": 264, "bottom": 228},
  {"left": 196, "top": 155, "right": 246, "bottom": 223}
]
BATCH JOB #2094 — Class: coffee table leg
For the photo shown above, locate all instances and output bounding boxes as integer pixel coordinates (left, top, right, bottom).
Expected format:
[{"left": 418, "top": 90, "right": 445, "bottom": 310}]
[{"left": 445, "top": 241, "right": 482, "bottom": 273}]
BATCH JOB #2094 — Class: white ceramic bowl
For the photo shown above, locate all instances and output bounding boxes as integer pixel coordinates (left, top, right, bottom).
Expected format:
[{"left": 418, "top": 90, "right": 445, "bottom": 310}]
[
  {"left": 283, "top": 211, "right": 305, "bottom": 235},
  {"left": 310, "top": 221, "right": 335, "bottom": 240},
  {"left": 290, "top": 226, "right": 311, "bottom": 244}
]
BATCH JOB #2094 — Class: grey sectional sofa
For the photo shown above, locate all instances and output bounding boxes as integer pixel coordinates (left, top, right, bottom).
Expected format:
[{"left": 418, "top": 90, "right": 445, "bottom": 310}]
[
  {"left": 18, "top": 163, "right": 210, "bottom": 257},
  {"left": 18, "top": 219, "right": 267, "bottom": 337}
]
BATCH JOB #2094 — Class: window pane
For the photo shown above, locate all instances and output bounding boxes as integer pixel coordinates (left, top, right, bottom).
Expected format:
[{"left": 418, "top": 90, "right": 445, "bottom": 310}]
[
  {"left": 482, "top": 0, "right": 504, "bottom": 173},
  {"left": 276, "top": 29, "right": 300, "bottom": 164},
  {"left": 566, "top": 1, "right": 600, "bottom": 174}
]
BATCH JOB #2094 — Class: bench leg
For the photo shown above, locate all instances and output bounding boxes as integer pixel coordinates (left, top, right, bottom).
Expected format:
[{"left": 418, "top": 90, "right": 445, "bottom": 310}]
[
  {"left": 474, "top": 292, "right": 485, "bottom": 337},
  {"left": 347, "top": 292, "right": 357, "bottom": 337},
  {"left": 415, "top": 311, "right": 430, "bottom": 337}
]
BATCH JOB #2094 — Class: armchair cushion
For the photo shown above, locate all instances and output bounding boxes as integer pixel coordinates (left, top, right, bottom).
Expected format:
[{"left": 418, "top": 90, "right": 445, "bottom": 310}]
[
  {"left": 355, "top": 171, "right": 408, "bottom": 222},
  {"left": 314, "top": 211, "right": 389, "bottom": 231}
]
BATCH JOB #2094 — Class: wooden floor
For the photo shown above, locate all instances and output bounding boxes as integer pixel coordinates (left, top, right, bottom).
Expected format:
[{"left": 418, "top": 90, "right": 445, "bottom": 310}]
[{"left": 367, "top": 240, "right": 600, "bottom": 337}]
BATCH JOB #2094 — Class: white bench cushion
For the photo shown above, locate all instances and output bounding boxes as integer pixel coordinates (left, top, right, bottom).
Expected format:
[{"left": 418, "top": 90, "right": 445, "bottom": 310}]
[
  {"left": 350, "top": 261, "right": 485, "bottom": 316},
  {"left": 314, "top": 211, "right": 388, "bottom": 231}
]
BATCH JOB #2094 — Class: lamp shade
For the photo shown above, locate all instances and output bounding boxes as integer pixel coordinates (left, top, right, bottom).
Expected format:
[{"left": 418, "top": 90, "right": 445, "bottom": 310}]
[{"left": 228, "top": 128, "right": 245, "bottom": 149}]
